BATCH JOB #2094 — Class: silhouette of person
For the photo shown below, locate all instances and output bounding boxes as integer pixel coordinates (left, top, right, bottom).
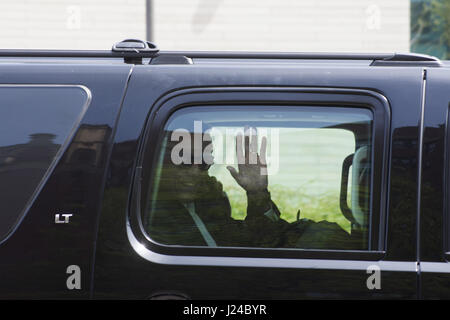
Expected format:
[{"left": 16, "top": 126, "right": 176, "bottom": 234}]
[
  {"left": 145, "top": 126, "right": 358, "bottom": 250},
  {"left": 145, "top": 127, "right": 286, "bottom": 247}
]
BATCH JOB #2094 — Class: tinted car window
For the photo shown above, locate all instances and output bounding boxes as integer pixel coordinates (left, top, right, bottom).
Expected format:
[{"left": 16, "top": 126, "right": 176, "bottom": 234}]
[
  {"left": 143, "top": 106, "right": 373, "bottom": 250},
  {"left": 0, "top": 86, "right": 90, "bottom": 241}
]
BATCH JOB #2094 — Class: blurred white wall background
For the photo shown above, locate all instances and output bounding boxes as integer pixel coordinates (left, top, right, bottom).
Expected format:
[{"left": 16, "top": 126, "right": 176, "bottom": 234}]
[{"left": 0, "top": 0, "right": 410, "bottom": 52}]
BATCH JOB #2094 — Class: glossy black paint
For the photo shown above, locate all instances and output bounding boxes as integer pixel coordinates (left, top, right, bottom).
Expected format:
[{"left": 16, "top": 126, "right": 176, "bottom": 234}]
[
  {"left": 0, "top": 56, "right": 444, "bottom": 299},
  {"left": 0, "top": 63, "right": 132, "bottom": 298},
  {"left": 0, "top": 86, "right": 90, "bottom": 242},
  {"left": 419, "top": 68, "right": 450, "bottom": 298},
  {"left": 93, "top": 64, "right": 423, "bottom": 299}
]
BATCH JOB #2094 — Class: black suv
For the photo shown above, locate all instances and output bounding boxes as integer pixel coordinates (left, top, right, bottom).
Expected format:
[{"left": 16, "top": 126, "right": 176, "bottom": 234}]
[{"left": 0, "top": 39, "right": 448, "bottom": 299}]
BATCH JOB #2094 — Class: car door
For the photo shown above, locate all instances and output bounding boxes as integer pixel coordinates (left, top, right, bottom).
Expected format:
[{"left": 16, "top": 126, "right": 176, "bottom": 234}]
[
  {"left": 418, "top": 67, "right": 450, "bottom": 299},
  {"left": 93, "top": 60, "right": 423, "bottom": 299}
]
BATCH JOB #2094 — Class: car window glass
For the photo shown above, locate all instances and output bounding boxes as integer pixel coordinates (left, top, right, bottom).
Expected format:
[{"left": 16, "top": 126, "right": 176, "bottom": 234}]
[
  {"left": 143, "top": 106, "right": 373, "bottom": 250},
  {"left": 0, "top": 86, "right": 89, "bottom": 241}
]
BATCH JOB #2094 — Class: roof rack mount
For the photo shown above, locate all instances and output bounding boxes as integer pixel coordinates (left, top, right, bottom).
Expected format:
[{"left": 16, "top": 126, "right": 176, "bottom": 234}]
[
  {"left": 370, "top": 53, "right": 443, "bottom": 67},
  {"left": 112, "top": 39, "right": 159, "bottom": 64}
]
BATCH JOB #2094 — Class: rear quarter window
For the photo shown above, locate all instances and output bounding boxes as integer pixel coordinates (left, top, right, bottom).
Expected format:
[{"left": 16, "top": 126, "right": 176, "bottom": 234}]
[{"left": 0, "top": 85, "right": 90, "bottom": 241}]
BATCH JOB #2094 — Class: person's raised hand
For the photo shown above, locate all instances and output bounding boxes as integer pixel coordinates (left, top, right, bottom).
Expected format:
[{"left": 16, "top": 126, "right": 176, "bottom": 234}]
[{"left": 227, "top": 126, "right": 268, "bottom": 193}]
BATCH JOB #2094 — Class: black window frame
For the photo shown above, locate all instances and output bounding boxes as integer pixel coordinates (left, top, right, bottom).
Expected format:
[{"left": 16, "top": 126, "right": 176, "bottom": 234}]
[
  {"left": 128, "top": 87, "right": 390, "bottom": 261},
  {"left": 444, "top": 103, "right": 450, "bottom": 258}
]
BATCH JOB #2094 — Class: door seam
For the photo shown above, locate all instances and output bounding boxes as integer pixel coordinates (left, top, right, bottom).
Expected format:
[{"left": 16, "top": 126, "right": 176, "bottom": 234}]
[{"left": 416, "top": 68, "right": 427, "bottom": 299}]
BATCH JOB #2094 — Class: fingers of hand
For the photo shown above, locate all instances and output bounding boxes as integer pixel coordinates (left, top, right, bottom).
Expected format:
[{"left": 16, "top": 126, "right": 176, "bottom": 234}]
[
  {"left": 249, "top": 127, "right": 258, "bottom": 164},
  {"left": 243, "top": 126, "right": 259, "bottom": 165},
  {"left": 244, "top": 125, "right": 250, "bottom": 163},
  {"left": 236, "top": 132, "right": 245, "bottom": 166},
  {"left": 259, "top": 136, "right": 267, "bottom": 166},
  {"left": 237, "top": 127, "right": 268, "bottom": 167}
]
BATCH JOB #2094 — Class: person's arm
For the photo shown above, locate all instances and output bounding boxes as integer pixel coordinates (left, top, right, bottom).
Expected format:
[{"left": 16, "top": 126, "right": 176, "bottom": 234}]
[{"left": 227, "top": 127, "right": 287, "bottom": 246}]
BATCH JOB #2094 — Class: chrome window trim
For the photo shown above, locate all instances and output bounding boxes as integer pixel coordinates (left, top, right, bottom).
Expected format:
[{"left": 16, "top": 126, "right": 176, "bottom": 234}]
[{"left": 127, "top": 220, "right": 414, "bottom": 271}]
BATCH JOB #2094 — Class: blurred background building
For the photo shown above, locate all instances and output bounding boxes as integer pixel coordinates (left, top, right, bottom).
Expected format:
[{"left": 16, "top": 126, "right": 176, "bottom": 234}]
[{"left": 0, "top": 0, "right": 448, "bottom": 58}]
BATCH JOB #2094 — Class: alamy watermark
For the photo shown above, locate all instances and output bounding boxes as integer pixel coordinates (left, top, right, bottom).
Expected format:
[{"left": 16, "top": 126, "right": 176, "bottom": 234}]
[
  {"left": 366, "top": 265, "right": 381, "bottom": 290},
  {"left": 66, "top": 265, "right": 81, "bottom": 290},
  {"left": 169, "top": 121, "right": 280, "bottom": 175}
]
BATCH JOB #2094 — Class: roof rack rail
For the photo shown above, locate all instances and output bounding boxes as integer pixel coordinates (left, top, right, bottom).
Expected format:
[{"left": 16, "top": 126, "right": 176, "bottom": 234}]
[
  {"left": 157, "top": 51, "right": 395, "bottom": 60},
  {"left": 0, "top": 39, "right": 442, "bottom": 67},
  {"left": 154, "top": 50, "right": 442, "bottom": 67}
]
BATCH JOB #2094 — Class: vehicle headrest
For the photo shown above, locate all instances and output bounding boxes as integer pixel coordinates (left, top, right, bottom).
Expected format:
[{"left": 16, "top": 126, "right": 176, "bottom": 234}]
[{"left": 351, "top": 146, "right": 370, "bottom": 227}]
